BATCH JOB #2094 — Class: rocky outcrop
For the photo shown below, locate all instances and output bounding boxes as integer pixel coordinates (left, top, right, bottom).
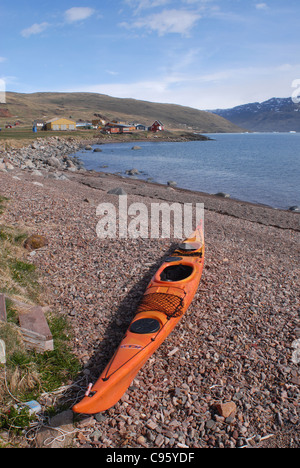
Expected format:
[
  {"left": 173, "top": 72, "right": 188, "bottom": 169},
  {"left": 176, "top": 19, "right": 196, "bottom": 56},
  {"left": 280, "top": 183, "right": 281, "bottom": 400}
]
[{"left": 0, "top": 137, "right": 85, "bottom": 173}]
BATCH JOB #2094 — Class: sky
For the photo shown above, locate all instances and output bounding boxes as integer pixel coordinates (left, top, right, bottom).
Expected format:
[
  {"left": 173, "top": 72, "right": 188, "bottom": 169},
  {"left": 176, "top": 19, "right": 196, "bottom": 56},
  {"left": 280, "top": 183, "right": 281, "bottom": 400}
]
[{"left": 1, "top": 0, "right": 300, "bottom": 109}]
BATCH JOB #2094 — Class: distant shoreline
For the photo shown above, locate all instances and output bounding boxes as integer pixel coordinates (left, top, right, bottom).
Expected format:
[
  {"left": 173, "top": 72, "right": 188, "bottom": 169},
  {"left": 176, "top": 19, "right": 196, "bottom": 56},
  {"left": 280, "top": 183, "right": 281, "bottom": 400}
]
[
  {"left": 1, "top": 132, "right": 299, "bottom": 221},
  {"left": 0, "top": 129, "right": 212, "bottom": 151}
]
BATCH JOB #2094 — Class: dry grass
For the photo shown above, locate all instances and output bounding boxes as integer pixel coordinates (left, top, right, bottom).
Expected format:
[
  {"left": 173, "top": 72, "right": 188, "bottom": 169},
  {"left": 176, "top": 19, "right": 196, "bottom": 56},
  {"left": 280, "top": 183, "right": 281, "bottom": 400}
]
[
  {"left": 0, "top": 198, "right": 80, "bottom": 426},
  {"left": 0, "top": 224, "right": 38, "bottom": 304},
  {"left": 0, "top": 205, "right": 40, "bottom": 409},
  {"left": 1, "top": 91, "right": 244, "bottom": 132}
]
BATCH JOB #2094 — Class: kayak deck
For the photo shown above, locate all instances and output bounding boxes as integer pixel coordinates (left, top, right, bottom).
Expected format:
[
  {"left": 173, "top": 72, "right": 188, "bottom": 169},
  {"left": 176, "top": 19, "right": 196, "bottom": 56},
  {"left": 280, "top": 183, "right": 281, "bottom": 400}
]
[{"left": 73, "top": 224, "right": 204, "bottom": 414}]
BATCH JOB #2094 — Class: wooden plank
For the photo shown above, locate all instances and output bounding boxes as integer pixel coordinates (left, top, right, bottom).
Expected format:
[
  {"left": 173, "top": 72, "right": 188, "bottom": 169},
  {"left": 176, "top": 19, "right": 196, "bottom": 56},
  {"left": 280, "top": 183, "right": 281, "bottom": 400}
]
[
  {"left": 0, "top": 294, "right": 7, "bottom": 322},
  {"left": 0, "top": 339, "right": 6, "bottom": 364},
  {"left": 19, "top": 329, "right": 54, "bottom": 353},
  {"left": 19, "top": 307, "right": 53, "bottom": 340},
  {"left": 19, "top": 306, "right": 54, "bottom": 353}
]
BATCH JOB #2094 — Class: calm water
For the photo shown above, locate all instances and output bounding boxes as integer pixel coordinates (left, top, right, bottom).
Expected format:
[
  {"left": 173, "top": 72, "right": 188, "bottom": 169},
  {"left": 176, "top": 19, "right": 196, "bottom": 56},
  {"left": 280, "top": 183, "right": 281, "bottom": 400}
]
[{"left": 74, "top": 133, "right": 300, "bottom": 210}]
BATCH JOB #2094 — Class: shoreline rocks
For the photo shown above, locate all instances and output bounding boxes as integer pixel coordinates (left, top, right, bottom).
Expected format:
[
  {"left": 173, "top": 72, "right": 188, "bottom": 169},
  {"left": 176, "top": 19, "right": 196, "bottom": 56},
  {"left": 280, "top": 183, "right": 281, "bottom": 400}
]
[{"left": 0, "top": 137, "right": 84, "bottom": 173}]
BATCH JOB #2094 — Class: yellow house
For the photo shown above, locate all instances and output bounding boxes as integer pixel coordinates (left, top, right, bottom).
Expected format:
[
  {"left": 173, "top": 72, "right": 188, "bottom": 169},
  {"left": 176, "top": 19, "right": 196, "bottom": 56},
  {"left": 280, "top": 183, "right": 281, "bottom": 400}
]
[{"left": 45, "top": 118, "right": 76, "bottom": 131}]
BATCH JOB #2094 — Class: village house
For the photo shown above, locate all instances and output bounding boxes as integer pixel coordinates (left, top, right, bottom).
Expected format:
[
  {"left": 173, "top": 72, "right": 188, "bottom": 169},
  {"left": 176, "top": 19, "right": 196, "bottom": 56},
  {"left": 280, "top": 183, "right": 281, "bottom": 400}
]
[
  {"left": 44, "top": 117, "right": 76, "bottom": 131},
  {"left": 92, "top": 118, "right": 106, "bottom": 127},
  {"left": 135, "top": 124, "right": 147, "bottom": 131},
  {"left": 150, "top": 120, "right": 164, "bottom": 132},
  {"left": 103, "top": 122, "right": 136, "bottom": 134},
  {"left": 33, "top": 119, "right": 45, "bottom": 129},
  {"left": 76, "top": 120, "right": 92, "bottom": 129}
]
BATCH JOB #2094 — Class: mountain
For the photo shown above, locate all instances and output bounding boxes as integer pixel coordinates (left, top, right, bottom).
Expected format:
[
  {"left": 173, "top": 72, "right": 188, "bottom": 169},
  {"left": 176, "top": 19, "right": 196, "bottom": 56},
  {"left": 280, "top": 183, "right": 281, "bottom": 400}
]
[
  {"left": 211, "top": 97, "right": 300, "bottom": 132},
  {"left": 0, "top": 92, "right": 244, "bottom": 133}
]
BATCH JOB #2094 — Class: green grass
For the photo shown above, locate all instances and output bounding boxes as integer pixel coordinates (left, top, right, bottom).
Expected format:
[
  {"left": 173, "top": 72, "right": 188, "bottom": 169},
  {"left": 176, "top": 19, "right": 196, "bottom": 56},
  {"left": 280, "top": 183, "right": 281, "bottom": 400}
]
[
  {"left": 0, "top": 201, "right": 80, "bottom": 435},
  {"left": 0, "top": 126, "right": 97, "bottom": 141},
  {"left": 4, "top": 298, "right": 19, "bottom": 324},
  {"left": 0, "top": 313, "right": 80, "bottom": 434},
  {"left": 0, "top": 297, "right": 80, "bottom": 433},
  {"left": 0, "top": 224, "right": 27, "bottom": 244},
  {"left": 0, "top": 224, "right": 40, "bottom": 302},
  {"left": 0, "top": 196, "right": 9, "bottom": 214},
  {"left": 5, "top": 314, "right": 80, "bottom": 400}
]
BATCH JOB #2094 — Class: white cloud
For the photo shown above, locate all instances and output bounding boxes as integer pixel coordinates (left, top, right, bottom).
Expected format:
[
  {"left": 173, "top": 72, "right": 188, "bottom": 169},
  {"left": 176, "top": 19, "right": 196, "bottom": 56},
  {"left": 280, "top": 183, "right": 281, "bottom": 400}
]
[
  {"left": 21, "top": 22, "right": 50, "bottom": 38},
  {"left": 122, "top": 9, "right": 201, "bottom": 36},
  {"left": 255, "top": 3, "right": 268, "bottom": 10},
  {"left": 0, "top": 57, "right": 7, "bottom": 63},
  {"left": 65, "top": 62, "right": 300, "bottom": 110},
  {"left": 124, "top": 0, "right": 171, "bottom": 10},
  {"left": 105, "top": 70, "right": 119, "bottom": 76},
  {"left": 20, "top": 7, "right": 96, "bottom": 38},
  {"left": 64, "top": 7, "right": 95, "bottom": 23}
]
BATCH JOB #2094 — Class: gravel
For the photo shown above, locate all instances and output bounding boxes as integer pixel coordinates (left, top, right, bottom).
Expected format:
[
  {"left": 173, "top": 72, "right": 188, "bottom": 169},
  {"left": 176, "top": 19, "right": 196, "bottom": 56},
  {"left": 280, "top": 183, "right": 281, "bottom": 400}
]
[{"left": 0, "top": 139, "right": 299, "bottom": 448}]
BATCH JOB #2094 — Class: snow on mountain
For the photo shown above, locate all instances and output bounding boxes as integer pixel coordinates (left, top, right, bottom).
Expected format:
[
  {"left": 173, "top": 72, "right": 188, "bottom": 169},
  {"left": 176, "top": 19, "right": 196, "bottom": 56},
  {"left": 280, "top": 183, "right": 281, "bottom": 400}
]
[{"left": 211, "top": 98, "right": 300, "bottom": 132}]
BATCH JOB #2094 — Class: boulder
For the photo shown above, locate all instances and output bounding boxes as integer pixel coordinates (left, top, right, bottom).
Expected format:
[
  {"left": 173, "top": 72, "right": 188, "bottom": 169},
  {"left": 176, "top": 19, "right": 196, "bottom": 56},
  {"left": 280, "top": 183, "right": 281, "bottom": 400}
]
[
  {"left": 126, "top": 168, "right": 140, "bottom": 176},
  {"left": 24, "top": 235, "right": 48, "bottom": 251},
  {"left": 214, "top": 401, "right": 237, "bottom": 418},
  {"left": 5, "top": 162, "right": 14, "bottom": 171},
  {"left": 46, "top": 156, "right": 61, "bottom": 169},
  {"left": 32, "top": 170, "right": 43, "bottom": 177},
  {"left": 107, "top": 187, "right": 127, "bottom": 195},
  {"left": 0, "top": 161, "right": 7, "bottom": 172},
  {"left": 24, "top": 160, "right": 35, "bottom": 169},
  {"left": 35, "top": 410, "right": 75, "bottom": 448},
  {"left": 215, "top": 192, "right": 231, "bottom": 198}
]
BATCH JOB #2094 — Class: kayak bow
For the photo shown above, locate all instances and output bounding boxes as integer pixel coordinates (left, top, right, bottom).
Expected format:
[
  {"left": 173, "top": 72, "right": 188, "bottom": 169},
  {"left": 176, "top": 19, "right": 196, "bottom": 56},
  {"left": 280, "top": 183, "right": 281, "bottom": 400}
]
[{"left": 73, "top": 223, "right": 204, "bottom": 414}]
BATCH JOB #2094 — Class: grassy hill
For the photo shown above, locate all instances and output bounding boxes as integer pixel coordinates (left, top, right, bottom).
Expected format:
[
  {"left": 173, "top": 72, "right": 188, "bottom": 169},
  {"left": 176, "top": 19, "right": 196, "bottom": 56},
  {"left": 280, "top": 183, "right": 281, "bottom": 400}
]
[{"left": 0, "top": 92, "right": 244, "bottom": 133}]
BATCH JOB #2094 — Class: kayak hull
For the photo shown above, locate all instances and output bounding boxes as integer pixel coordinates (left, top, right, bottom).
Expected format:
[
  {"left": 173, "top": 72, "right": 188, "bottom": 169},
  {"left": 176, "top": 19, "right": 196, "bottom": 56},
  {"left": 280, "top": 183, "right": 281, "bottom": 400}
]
[{"left": 73, "top": 224, "right": 204, "bottom": 414}]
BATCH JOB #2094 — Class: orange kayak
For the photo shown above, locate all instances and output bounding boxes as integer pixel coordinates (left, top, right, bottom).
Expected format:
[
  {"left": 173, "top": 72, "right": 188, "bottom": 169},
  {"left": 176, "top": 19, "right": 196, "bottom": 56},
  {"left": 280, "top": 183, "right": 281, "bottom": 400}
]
[{"left": 73, "top": 223, "right": 205, "bottom": 414}]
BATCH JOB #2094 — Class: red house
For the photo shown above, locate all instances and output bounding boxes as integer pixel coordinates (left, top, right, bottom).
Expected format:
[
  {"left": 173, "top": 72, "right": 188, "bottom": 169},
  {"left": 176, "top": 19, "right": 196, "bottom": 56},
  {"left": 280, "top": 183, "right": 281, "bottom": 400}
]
[{"left": 150, "top": 120, "right": 164, "bottom": 132}]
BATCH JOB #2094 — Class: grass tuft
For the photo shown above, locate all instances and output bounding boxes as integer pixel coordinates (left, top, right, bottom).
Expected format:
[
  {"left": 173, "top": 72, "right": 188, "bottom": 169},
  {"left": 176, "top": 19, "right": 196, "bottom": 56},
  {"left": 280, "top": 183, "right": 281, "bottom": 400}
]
[{"left": 0, "top": 201, "right": 80, "bottom": 437}]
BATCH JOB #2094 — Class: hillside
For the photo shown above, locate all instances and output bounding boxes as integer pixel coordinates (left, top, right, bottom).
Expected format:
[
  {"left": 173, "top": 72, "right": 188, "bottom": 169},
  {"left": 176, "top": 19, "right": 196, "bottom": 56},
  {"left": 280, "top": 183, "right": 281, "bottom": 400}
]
[
  {"left": 212, "top": 98, "right": 300, "bottom": 132},
  {"left": 0, "top": 92, "right": 244, "bottom": 133}
]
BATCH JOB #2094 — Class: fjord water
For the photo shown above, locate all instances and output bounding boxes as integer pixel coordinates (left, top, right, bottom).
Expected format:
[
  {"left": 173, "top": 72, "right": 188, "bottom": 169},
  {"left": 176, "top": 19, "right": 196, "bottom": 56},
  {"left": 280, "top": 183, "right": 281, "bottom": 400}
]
[{"left": 77, "top": 133, "right": 300, "bottom": 210}]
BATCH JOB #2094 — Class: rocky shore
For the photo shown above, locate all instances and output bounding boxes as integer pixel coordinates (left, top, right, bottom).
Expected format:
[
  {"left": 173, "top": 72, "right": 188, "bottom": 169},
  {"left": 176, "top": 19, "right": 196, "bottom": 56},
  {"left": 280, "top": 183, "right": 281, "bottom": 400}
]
[
  {"left": 0, "top": 132, "right": 211, "bottom": 173},
  {"left": 0, "top": 136, "right": 84, "bottom": 174},
  {"left": 0, "top": 137, "right": 299, "bottom": 448}
]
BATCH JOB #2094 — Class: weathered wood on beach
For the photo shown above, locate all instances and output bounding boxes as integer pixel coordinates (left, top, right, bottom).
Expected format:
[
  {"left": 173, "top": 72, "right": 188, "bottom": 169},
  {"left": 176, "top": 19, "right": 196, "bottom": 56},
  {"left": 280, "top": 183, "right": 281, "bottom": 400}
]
[
  {"left": 0, "top": 293, "right": 7, "bottom": 322},
  {"left": 18, "top": 306, "right": 54, "bottom": 353}
]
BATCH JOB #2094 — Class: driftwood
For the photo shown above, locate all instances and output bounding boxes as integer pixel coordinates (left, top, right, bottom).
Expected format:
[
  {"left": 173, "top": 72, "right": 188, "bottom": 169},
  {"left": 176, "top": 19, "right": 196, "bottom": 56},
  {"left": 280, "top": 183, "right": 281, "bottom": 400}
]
[
  {"left": 1, "top": 296, "right": 53, "bottom": 353},
  {"left": 0, "top": 294, "right": 6, "bottom": 322},
  {"left": 18, "top": 306, "right": 54, "bottom": 353}
]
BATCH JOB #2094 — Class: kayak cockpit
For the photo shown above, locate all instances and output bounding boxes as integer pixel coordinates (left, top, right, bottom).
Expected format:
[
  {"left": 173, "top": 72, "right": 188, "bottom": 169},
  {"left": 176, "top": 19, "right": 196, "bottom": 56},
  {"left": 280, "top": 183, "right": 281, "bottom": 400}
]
[{"left": 160, "top": 264, "right": 194, "bottom": 282}]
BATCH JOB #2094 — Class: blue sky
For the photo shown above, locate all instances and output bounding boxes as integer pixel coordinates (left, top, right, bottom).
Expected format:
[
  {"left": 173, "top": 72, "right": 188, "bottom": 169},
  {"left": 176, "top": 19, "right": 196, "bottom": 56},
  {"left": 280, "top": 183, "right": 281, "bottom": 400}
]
[{"left": 1, "top": 0, "right": 300, "bottom": 109}]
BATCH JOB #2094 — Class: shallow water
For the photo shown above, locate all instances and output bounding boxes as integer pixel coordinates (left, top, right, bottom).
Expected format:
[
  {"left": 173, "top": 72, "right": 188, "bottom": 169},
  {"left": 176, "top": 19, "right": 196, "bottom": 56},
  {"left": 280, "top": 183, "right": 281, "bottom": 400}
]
[{"left": 74, "top": 133, "right": 300, "bottom": 209}]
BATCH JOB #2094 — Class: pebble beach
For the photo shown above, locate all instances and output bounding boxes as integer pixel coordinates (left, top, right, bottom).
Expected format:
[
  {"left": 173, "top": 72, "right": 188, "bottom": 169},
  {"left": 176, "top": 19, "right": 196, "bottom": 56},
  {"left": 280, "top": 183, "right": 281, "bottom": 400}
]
[{"left": 0, "top": 137, "right": 299, "bottom": 448}]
